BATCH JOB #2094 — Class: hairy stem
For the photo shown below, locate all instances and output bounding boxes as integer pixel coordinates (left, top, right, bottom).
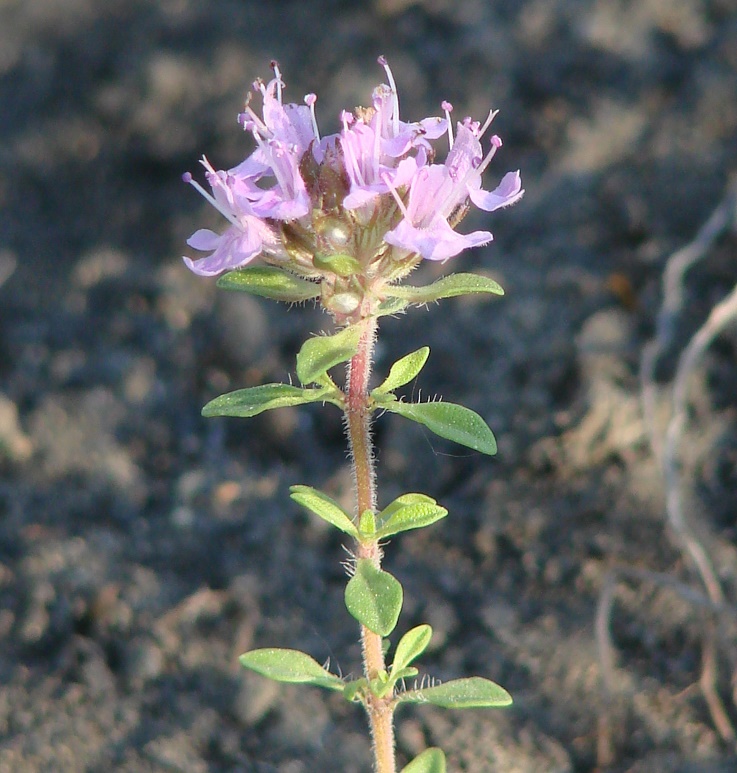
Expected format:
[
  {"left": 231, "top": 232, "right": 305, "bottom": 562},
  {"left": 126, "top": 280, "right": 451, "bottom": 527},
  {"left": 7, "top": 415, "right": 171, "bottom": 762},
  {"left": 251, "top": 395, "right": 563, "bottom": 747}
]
[{"left": 344, "top": 316, "right": 396, "bottom": 773}]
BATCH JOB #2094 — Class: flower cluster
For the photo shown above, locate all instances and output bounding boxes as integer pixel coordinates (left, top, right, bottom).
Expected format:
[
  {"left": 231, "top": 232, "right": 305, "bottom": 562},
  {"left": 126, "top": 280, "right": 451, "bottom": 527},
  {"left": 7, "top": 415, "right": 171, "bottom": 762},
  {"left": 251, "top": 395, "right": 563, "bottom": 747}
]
[{"left": 183, "top": 57, "right": 522, "bottom": 320}]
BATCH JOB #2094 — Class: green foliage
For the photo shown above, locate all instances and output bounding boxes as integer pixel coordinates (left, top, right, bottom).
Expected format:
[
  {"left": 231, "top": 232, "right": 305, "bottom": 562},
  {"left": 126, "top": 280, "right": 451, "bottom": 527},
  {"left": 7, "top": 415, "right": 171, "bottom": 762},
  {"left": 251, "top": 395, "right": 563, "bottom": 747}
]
[
  {"left": 239, "top": 648, "right": 344, "bottom": 691},
  {"left": 358, "top": 509, "right": 376, "bottom": 536},
  {"left": 345, "top": 559, "right": 403, "bottom": 636},
  {"left": 290, "top": 485, "right": 358, "bottom": 537},
  {"left": 202, "top": 383, "right": 338, "bottom": 418},
  {"left": 401, "top": 748, "right": 447, "bottom": 773},
  {"left": 399, "top": 676, "right": 512, "bottom": 709},
  {"left": 381, "top": 400, "right": 497, "bottom": 455},
  {"left": 373, "top": 347, "right": 430, "bottom": 395},
  {"left": 375, "top": 494, "right": 448, "bottom": 539},
  {"left": 384, "top": 272, "right": 504, "bottom": 306},
  {"left": 392, "top": 625, "right": 432, "bottom": 675},
  {"left": 313, "top": 252, "right": 361, "bottom": 276},
  {"left": 296, "top": 326, "right": 361, "bottom": 386},
  {"left": 216, "top": 266, "right": 320, "bottom": 302}
]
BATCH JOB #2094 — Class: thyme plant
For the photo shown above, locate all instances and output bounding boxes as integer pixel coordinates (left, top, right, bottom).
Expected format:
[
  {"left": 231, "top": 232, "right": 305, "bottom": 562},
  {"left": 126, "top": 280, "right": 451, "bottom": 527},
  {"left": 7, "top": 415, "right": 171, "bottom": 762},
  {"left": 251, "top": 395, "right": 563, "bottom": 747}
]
[{"left": 182, "top": 57, "right": 523, "bottom": 773}]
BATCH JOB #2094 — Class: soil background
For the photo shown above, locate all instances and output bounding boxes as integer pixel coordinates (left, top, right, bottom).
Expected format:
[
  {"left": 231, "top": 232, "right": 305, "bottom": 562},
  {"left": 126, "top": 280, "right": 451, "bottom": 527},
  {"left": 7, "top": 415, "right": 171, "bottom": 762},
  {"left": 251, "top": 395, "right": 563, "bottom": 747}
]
[{"left": 2, "top": 1, "right": 737, "bottom": 771}]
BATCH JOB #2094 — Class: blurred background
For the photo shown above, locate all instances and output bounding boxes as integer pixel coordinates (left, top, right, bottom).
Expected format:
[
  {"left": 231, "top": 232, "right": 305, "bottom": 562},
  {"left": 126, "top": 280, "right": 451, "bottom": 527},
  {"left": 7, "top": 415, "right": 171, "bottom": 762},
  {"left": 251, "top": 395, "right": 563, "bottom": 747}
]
[{"left": 1, "top": 0, "right": 737, "bottom": 770}]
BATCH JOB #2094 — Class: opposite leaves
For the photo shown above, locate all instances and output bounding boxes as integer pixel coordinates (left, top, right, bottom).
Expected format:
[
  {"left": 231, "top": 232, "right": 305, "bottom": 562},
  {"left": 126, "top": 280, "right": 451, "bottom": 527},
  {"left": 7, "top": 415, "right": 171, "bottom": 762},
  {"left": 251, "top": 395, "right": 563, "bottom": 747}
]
[
  {"left": 296, "top": 325, "right": 361, "bottom": 386},
  {"left": 381, "top": 400, "right": 497, "bottom": 455},
  {"left": 345, "top": 559, "right": 403, "bottom": 637},
  {"left": 217, "top": 266, "right": 320, "bottom": 302},
  {"left": 239, "top": 648, "right": 344, "bottom": 692},
  {"left": 202, "top": 383, "right": 337, "bottom": 418},
  {"left": 399, "top": 676, "right": 512, "bottom": 709},
  {"left": 401, "top": 748, "right": 447, "bottom": 773},
  {"left": 384, "top": 272, "right": 504, "bottom": 306}
]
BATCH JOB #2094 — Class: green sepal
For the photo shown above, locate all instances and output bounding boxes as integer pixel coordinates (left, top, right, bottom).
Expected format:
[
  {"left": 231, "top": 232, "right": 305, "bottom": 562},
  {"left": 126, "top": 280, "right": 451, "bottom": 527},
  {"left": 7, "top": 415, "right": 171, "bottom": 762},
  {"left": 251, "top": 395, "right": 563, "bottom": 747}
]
[
  {"left": 390, "top": 666, "right": 419, "bottom": 684},
  {"left": 376, "top": 494, "right": 448, "bottom": 539},
  {"left": 217, "top": 266, "right": 320, "bottom": 302},
  {"left": 345, "top": 559, "right": 403, "bottom": 637},
  {"left": 343, "top": 678, "right": 368, "bottom": 703},
  {"left": 202, "top": 383, "right": 338, "bottom": 418},
  {"left": 399, "top": 676, "right": 512, "bottom": 708},
  {"left": 376, "top": 296, "right": 410, "bottom": 317},
  {"left": 358, "top": 510, "right": 376, "bottom": 537},
  {"left": 239, "top": 648, "right": 344, "bottom": 692},
  {"left": 392, "top": 625, "right": 433, "bottom": 674},
  {"left": 401, "top": 748, "right": 447, "bottom": 773},
  {"left": 384, "top": 273, "right": 504, "bottom": 306},
  {"left": 290, "top": 485, "right": 358, "bottom": 537},
  {"left": 313, "top": 252, "right": 361, "bottom": 277},
  {"left": 296, "top": 325, "right": 361, "bottom": 386},
  {"left": 373, "top": 347, "right": 430, "bottom": 396},
  {"left": 383, "top": 400, "right": 497, "bottom": 455},
  {"left": 369, "top": 670, "right": 392, "bottom": 699}
]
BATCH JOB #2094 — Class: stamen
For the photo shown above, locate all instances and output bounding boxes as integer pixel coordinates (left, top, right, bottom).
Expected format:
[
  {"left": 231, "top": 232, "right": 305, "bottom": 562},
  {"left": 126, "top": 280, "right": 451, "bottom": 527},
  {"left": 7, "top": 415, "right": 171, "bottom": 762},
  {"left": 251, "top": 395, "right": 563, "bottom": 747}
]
[
  {"left": 478, "top": 109, "right": 498, "bottom": 138},
  {"left": 304, "top": 93, "right": 320, "bottom": 141},
  {"left": 442, "top": 101, "right": 454, "bottom": 149},
  {"left": 382, "top": 172, "right": 410, "bottom": 220},
  {"left": 271, "top": 60, "right": 283, "bottom": 104},
  {"left": 183, "top": 171, "right": 241, "bottom": 229},
  {"left": 476, "top": 134, "right": 502, "bottom": 175},
  {"left": 377, "top": 55, "right": 399, "bottom": 137}
]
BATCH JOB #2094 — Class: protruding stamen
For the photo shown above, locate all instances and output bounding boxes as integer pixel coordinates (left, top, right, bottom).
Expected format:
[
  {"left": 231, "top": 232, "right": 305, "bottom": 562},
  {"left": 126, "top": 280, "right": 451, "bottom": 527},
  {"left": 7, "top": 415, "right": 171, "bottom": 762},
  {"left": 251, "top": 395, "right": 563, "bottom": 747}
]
[
  {"left": 478, "top": 109, "right": 499, "bottom": 138},
  {"left": 271, "top": 60, "right": 283, "bottom": 103},
  {"left": 442, "top": 100, "right": 454, "bottom": 149},
  {"left": 382, "top": 172, "right": 410, "bottom": 220},
  {"left": 477, "top": 134, "right": 502, "bottom": 175},
  {"left": 305, "top": 93, "right": 320, "bottom": 141},
  {"left": 183, "top": 169, "right": 241, "bottom": 229},
  {"left": 377, "top": 55, "right": 399, "bottom": 137}
]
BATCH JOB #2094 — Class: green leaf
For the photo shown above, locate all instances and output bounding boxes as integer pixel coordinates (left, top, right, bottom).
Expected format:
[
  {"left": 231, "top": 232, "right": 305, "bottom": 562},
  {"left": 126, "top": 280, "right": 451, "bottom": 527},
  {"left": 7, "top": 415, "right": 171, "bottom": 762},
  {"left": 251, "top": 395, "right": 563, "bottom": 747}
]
[
  {"left": 358, "top": 510, "right": 376, "bottom": 537},
  {"left": 384, "top": 401, "right": 497, "bottom": 455},
  {"left": 384, "top": 273, "right": 504, "bottom": 305},
  {"left": 345, "top": 559, "right": 403, "bottom": 637},
  {"left": 373, "top": 347, "right": 430, "bottom": 395},
  {"left": 376, "top": 494, "right": 448, "bottom": 539},
  {"left": 400, "top": 677, "right": 512, "bottom": 708},
  {"left": 392, "top": 625, "right": 433, "bottom": 674},
  {"left": 217, "top": 266, "right": 320, "bottom": 302},
  {"left": 343, "top": 678, "right": 367, "bottom": 703},
  {"left": 401, "top": 748, "right": 447, "bottom": 773},
  {"left": 290, "top": 485, "right": 358, "bottom": 537},
  {"left": 313, "top": 252, "right": 361, "bottom": 277},
  {"left": 376, "top": 296, "right": 410, "bottom": 317},
  {"left": 296, "top": 326, "right": 361, "bottom": 385},
  {"left": 202, "top": 383, "right": 335, "bottom": 418},
  {"left": 239, "top": 648, "right": 344, "bottom": 692}
]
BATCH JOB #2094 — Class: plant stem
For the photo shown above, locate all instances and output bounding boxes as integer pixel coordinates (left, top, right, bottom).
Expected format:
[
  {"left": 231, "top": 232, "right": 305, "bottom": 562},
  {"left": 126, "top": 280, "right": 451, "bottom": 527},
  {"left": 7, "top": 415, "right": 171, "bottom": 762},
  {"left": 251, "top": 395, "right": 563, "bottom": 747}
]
[{"left": 345, "top": 315, "right": 397, "bottom": 773}]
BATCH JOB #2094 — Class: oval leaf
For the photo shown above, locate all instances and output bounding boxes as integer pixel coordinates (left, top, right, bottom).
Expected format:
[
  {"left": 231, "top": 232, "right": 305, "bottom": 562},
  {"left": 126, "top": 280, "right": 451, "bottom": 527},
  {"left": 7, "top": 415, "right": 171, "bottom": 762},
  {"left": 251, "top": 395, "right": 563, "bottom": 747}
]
[
  {"left": 393, "top": 625, "right": 433, "bottom": 674},
  {"left": 401, "top": 677, "right": 512, "bottom": 708},
  {"left": 296, "top": 326, "right": 361, "bottom": 385},
  {"left": 401, "top": 748, "right": 447, "bottom": 773},
  {"left": 290, "top": 485, "right": 358, "bottom": 537},
  {"left": 217, "top": 266, "right": 320, "bottom": 302},
  {"left": 202, "top": 383, "right": 330, "bottom": 418},
  {"left": 373, "top": 347, "right": 430, "bottom": 395},
  {"left": 385, "top": 273, "right": 504, "bottom": 305},
  {"left": 239, "top": 648, "right": 344, "bottom": 691},
  {"left": 384, "top": 401, "right": 497, "bottom": 455},
  {"left": 313, "top": 252, "right": 361, "bottom": 277},
  {"left": 376, "top": 494, "right": 447, "bottom": 539},
  {"left": 345, "top": 559, "right": 403, "bottom": 637}
]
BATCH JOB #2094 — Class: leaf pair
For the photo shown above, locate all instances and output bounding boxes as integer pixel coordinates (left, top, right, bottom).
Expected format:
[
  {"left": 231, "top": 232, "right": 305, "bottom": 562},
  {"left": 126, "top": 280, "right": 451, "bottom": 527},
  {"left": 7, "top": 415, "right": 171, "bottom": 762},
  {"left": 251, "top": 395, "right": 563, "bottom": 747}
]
[{"left": 217, "top": 267, "right": 503, "bottom": 312}]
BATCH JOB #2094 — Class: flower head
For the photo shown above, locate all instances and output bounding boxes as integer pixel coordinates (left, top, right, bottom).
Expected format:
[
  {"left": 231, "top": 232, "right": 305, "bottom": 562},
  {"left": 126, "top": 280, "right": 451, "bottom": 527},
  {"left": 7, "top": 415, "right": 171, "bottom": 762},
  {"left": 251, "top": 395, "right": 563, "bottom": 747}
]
[{"left": 183, "top": 58, "right": 522, "bottom": 319}]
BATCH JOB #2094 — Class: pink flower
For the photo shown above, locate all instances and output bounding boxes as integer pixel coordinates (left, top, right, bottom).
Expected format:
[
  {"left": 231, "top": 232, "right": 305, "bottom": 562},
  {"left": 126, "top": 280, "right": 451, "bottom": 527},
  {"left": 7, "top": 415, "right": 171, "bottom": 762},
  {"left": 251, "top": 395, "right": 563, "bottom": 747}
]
[
  {"left": 385, "top": 114, "right": 523, "bottom": 262},
  {"left": 183, "top": 57, "right": 523, "bottom": 280}
]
